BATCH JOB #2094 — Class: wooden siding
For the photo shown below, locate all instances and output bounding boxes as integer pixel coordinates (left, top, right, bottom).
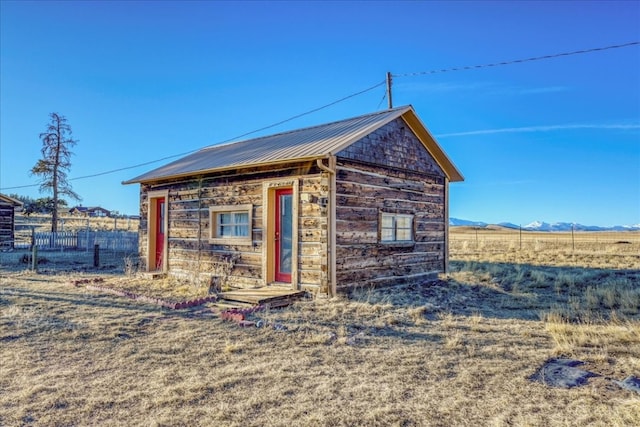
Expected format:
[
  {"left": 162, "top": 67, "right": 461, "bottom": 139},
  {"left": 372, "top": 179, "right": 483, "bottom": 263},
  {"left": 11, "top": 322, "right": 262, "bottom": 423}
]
[
  {"left": 0, "top": 202, "right": 16, "bottom": 248},
  {"left": 134, "top": 116, "right": 454, "bottom": 294},
  {"left": 334, "top": 118, "right": 448, "bottom": 291},
  {"left": 138, "top": 161, "right": 330, "bottom": 293},
  {"left": 338, "top": 117, "right": 445, "bottom": 176}
]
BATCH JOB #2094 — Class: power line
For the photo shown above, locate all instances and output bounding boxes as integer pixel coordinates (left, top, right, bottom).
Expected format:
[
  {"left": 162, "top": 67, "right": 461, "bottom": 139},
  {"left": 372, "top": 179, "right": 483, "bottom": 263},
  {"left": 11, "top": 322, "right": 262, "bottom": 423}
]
[
  {"left": 394, "top": 41, "right": 640, "bottom": 77},
  {"left": 376, "top": 91, "right": 387, "bottom": 110},
  {"left": 213, "top": 80, "right": 386, "bottom": 145},
  {"left": 0, "top": 80, "right": 385, "bottom": 191},
  {"left": 4, "top": 41, "right": 637, "bottom": 192}
]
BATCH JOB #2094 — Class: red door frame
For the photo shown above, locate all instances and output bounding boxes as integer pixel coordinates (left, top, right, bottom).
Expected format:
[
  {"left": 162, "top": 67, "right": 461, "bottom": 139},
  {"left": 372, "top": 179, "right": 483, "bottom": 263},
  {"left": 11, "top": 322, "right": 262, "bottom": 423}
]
[
  {"left": 274, "top": 188, "right": 292, "bottom": 282},
  {"left": 155, "top": 197, "right": 165, "bottom": 270}
]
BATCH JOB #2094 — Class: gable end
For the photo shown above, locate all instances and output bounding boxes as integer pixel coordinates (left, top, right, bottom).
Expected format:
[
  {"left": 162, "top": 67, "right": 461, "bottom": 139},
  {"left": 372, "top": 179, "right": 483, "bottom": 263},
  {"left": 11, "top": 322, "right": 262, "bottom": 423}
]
[{"left": 336, "top": 118, "right": 445, "bottom": 176}]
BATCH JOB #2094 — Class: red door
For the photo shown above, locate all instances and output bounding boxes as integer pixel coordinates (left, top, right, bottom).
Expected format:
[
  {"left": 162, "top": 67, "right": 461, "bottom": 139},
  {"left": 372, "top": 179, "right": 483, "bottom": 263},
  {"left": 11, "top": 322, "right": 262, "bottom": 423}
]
[
  {"left": 155, "top": 197, "right": 165, "bottom": 270},
  {"left": 274, "top": 189, "right": 293, "bottom": 282}
]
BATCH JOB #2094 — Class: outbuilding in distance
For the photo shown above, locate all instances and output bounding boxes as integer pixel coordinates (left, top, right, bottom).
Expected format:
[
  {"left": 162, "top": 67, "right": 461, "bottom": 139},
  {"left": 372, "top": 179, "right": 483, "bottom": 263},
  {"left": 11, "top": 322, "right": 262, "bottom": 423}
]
[
  {"left": 0, "top": 194, "right": 24, "bottom": 250},
  {"left": 123, "top": 105, "right": 463, "bottom": 296}
]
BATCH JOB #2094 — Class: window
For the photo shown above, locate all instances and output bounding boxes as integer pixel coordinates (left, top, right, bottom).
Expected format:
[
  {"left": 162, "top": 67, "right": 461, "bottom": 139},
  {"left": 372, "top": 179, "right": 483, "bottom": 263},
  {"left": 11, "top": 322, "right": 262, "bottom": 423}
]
[
  {"left": 217, "top": 211, "right": 249, "bottom": 237},
  {"left": 380, "top": 213, "right": 414, "bottom": 242},
  {"left": 210, "top": 204, "right": 252, "bottom": 244}
]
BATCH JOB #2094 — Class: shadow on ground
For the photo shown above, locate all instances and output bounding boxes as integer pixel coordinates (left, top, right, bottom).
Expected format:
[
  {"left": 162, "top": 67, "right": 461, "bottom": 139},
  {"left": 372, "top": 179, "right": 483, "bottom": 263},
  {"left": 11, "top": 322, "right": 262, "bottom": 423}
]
[{"left": 349, "top": 260, "right": 640, "bottom": 322}]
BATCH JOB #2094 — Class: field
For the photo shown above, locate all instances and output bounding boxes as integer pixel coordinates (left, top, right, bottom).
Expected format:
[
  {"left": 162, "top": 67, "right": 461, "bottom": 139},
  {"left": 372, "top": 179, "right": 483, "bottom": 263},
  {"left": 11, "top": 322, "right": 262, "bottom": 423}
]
[
  {"left": 12, "top": 214, "right": 139, "bottom": 247},
  {"left": 1, "top": 228, "right": 639, "bottom": 426}
]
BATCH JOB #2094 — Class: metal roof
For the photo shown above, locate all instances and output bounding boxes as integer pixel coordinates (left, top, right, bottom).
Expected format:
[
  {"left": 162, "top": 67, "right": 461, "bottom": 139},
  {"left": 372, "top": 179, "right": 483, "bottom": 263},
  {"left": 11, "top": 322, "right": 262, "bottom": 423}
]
[
  {"left": 0, "top": 194, "right": 23, "bottom": 206},
  {"left": 123, "top": 105, "right": 463, "bottom": 184}
]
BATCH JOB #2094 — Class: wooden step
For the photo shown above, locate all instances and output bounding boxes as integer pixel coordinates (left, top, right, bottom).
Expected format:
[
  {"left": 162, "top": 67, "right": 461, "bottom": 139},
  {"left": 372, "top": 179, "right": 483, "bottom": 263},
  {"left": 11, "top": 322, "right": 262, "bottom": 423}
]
[{"left": 219, "top": 287, "right": 306, "bottom": 307}]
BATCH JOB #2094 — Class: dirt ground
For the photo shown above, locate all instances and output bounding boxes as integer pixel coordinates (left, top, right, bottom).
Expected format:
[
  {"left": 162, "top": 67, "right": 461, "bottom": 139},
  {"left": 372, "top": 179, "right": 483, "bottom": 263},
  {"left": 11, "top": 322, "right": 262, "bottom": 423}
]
[{"left": 1, "top": 246, "right": 639, "bottom": 426}]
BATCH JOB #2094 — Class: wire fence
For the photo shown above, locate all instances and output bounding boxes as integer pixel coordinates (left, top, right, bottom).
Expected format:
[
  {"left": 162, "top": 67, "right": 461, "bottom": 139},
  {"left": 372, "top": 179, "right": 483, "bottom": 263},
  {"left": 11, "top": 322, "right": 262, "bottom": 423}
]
[
  {"left": 11, "top": 230, "right": 138, "bottom": 252},
  {"left": 0, "top": 230, "right": 139, "bottom": 273},
  {"left": 449, "top": 228, "right": 640, "bottom": 254}
]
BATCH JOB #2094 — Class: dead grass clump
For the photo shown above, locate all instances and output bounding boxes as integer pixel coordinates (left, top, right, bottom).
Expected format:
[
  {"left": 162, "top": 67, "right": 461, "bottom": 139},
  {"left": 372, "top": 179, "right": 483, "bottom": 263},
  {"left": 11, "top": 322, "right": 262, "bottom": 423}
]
[
  {"left": 554, "top": 272, "right": 576, "bottom": 294},
  {"left": 123, "top": 254, "right": 139, "bottom": 277},
  {"left": 444, "top": 332, "right": 464, "bottom": 351},
  {"left": 408, "top": 305, "right": 429, "bottom": 325},
  {"left": 544, "top": 314, "right": 640, "bottom": 359},
  {"left": 584, "top": 278, "right": 640, "bottom": 314},
  {"left": 224, "top": 340, "right": 242, "bottom": 354}
]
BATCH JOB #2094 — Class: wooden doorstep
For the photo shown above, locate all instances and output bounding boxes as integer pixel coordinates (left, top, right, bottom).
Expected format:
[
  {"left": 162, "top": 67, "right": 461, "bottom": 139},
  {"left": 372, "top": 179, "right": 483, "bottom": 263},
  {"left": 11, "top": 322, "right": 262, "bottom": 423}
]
[
  {"left": 140, "top": 272, "right": 167, "bottom": 280},
  {"left": 219, "top": 287, "right": 306, "bottom": 306}
]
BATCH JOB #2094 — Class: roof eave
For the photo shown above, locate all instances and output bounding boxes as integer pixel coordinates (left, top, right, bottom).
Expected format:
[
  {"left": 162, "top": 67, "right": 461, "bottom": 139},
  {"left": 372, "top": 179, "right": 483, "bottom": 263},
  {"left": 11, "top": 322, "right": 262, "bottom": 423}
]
[
  {"left": 0, "top": 194, "right": 24, "bottom": 206},
  {"left": 122, "top": 155, "right": 329, "bottom": 185}
]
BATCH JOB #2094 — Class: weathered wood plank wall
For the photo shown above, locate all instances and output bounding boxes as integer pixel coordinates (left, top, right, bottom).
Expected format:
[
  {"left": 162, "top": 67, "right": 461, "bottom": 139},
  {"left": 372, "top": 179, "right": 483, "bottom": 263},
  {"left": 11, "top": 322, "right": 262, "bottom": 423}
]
[
  {"left": 135, "top": 117, "right": 451, "bottom": 294},
  {"left": 138, "top": 161, "right": 329, "bottom": 292},
  {"left": 334, "top": 161, "right": 446, "bottom": 290},
  {"left": 0, "top": 202, "right": 16, "bottom": 248},
  {"left": 334, "top": 117, "right": 447, "bottom": 290}
]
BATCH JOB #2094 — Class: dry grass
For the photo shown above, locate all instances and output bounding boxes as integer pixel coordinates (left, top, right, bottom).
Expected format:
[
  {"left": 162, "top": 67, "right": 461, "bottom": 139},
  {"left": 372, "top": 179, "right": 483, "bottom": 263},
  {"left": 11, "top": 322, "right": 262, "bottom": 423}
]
[
  {"left": 1, "top": 233, "right": 639, "bottom": 426},
  {"left": 15, "top": 213, "right": 139, "bottom": 233}
]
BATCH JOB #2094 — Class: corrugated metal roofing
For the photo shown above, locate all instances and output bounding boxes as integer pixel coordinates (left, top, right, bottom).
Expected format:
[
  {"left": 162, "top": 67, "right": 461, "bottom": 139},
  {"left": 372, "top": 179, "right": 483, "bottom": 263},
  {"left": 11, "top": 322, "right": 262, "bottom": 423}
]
[
  {"left": 0, "top": 194, "right": 23, "bottom": 206},
  {"left": 123, "top": 105, "right": 463, "bottom": 184}
]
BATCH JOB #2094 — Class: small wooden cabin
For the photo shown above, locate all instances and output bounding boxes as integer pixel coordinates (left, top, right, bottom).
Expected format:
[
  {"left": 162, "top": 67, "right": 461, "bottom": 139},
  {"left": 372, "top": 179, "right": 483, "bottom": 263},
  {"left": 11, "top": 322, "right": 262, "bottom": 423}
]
[
  {"left": 0, "top": 194, "right": 23, "bottom": 249},
  {"left": 124, "top": 106, "right": 463, "bottom": 295},
  {"left": 69, "top": 206, "right": 111, "bottom": 217}
]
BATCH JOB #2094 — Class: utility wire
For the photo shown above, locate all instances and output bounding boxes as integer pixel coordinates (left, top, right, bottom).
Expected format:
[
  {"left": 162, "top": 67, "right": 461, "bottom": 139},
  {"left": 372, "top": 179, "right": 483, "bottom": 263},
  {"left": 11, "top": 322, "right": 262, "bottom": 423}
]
[
  {"left": 394, "top": 41, "right": 639, "bottom": 77},
  {"left": 3, "top": 41, "right": 637, "bottom": 191},
  {"left": 213, "top": 80, "right": 386, "bottom": 146},
  {"left": 0, "top": 80, "right": 386, "bottom": 191},
  {"left": 376, "top": 90, "right": 388, "bottom": 110}
]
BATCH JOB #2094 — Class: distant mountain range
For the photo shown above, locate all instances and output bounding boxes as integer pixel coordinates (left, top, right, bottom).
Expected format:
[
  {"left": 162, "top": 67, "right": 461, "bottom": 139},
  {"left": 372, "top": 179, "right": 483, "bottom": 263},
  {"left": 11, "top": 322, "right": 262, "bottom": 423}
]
[{"left": 449, "top": 218, "right": 640, "bottom": 232}]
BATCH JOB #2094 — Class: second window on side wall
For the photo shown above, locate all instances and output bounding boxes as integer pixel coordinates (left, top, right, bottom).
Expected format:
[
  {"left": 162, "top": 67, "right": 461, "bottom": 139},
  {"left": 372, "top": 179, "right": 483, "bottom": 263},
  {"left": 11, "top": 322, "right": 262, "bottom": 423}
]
[{"left": 380, "top": 213, "right": 414, "bottom": 242}]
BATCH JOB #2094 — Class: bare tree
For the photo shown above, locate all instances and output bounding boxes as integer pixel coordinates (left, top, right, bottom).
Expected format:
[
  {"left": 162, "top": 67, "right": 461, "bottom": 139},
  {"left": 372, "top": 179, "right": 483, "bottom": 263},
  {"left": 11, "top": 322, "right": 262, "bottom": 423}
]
[{"left": 31, "top": 112, "right": 81, "bottom": 232}]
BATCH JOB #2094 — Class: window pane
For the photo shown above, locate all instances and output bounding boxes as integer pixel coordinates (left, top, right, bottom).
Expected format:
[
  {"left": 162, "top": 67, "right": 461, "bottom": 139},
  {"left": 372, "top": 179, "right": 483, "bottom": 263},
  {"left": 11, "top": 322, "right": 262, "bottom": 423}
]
[
  {"left": 234, "top": 212, "right": 249, "bottom": 224},
  {"left": 396, "top": 228, "right": 412, "bottom": 241},
  {"left": 396, "top": 216, "right": 412, "bottom": 228},
  {"left": 381, "top": 228, "right": 394, "bottom": 241},
  {"left": 219, "top": 213, "right": 232, "bottom": 225},
  {"left": 381, "top": 214, "right": 394, "bottom": 228},
  {"left": 279, "top": 194, "right": 293, "bottom": 274},
  {"left": 235, "top": 225, "right": 249, "bottom": 237},
  {"left": 219, "top": 224, "right": 234, "bottom": 236}
]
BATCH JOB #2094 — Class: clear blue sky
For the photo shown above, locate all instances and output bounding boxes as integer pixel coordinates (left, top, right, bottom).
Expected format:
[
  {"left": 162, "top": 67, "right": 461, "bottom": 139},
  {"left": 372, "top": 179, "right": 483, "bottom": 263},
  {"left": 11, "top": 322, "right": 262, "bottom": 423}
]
[{"left": 1, "top": 1, "right": 639, "bottom": 226}]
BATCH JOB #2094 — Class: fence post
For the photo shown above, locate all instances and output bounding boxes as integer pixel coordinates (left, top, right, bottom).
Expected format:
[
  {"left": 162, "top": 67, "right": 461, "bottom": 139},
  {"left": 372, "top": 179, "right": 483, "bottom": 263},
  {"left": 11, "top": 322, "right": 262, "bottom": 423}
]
[
  {"left": 519, "top": 225, "right": 522, "bottom": 250},
  {"left": 31, "top": 245, "right": 38, "bottom": 272},
  {"left": 572, "top": 224, "right": 575, "bottom": 251},
  {"left": 94, "top": 244, "right": 100, "bottom": 267}
]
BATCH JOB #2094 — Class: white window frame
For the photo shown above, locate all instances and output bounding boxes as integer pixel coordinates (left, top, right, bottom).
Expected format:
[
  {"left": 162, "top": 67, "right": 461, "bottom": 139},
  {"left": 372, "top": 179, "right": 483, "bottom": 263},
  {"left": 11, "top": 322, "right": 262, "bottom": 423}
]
[
  {"left": 380, "top": 212, "right": 414, "bottom": 243},
  {"left": 209, "top": 204, "right": 253, "bottom": 245}
]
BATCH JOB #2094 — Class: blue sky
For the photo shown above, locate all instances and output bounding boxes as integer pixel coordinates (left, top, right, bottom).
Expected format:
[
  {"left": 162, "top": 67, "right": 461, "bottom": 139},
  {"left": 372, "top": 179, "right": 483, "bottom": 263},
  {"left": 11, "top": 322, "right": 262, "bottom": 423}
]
[{"left": 1, "top": 1, "right": 639, "bottom": 226}]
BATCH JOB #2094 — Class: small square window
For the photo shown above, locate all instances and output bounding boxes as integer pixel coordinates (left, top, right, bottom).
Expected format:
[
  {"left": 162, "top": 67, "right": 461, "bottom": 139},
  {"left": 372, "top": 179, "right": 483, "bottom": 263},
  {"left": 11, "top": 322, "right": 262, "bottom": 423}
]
[
  {"left": 210, "top": 205, "right": 252, "bottom": 244},
  {"left": 380, "top": 213, "right": 414, "bottom": 243},
  {"left": 217, "top": 212, "right": 249, "bottom": 237}
]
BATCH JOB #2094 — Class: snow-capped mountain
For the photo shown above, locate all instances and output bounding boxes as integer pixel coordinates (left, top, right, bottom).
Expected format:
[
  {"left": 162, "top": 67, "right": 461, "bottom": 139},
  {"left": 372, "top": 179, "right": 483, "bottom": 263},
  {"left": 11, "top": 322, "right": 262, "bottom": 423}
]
[
  {"left": 448, "top": 218, "right": 487, "bottom": 227},
  {"left": 497, "top": 222, "right": 520, "bottom": 229},
  {"left": 522, "top": 221, "right": 640, "bottom": 232},
  {"left": 449, "top": 218, "right": 640, "bottom": 231}
]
